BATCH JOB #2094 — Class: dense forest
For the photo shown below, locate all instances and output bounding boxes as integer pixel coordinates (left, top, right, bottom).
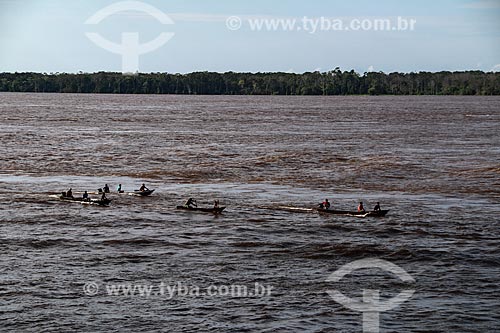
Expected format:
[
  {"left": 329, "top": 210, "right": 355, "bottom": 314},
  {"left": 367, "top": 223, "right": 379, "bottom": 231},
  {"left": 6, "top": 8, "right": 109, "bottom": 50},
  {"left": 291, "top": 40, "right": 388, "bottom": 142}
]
[{"left": 0, "top": 69, "right": 498, "bottom": 95}]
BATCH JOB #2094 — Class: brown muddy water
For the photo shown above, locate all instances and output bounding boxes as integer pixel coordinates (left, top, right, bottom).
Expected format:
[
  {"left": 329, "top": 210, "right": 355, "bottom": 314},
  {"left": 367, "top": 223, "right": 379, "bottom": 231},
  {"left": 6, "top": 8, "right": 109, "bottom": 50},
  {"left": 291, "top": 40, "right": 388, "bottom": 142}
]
[{"left": 0, "top": 93, "right": 499, "bottom": 332}]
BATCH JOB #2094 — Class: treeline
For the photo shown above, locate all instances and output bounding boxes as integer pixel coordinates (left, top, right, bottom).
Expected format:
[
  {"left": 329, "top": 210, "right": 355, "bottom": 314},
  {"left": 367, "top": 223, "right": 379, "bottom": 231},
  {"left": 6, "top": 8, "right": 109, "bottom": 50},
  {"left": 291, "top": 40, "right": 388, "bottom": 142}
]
[{"left": 0, "top": 69, "right": 499, "bottom": 95}]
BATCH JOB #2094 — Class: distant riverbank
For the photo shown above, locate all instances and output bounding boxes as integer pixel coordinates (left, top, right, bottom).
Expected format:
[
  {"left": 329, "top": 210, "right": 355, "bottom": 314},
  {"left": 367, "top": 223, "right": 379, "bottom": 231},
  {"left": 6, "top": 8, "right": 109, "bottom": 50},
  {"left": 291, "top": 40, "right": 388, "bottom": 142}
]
[{"left": 1, "top": 69, "right": 499, "bottom": 95}]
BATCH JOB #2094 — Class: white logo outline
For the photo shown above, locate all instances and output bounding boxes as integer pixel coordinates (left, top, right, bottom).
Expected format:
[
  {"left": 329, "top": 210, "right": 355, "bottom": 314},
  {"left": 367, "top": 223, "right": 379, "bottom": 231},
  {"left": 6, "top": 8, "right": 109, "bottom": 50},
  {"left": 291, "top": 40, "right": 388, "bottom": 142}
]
[
  {"left": 326, "top": 258, "right": 415, "bottom": 333},
  {"left": 85, "top": 1, "right": 174, "bottom": 74}
]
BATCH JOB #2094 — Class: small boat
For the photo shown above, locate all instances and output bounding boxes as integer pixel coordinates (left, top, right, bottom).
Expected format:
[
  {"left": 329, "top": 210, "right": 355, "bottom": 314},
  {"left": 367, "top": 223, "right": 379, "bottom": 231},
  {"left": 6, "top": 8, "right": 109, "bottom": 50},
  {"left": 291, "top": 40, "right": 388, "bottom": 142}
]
[
  {"left": 128, "top": 189, "right": 155, "bottom": 197},
  {"left": 176, "top": 206, "right": 226, "bottom": 214},
  {"left": 317, "top": 209, "right": 389, "bottom": 217},
  {"left": 53, "top": 196, "right": 83, "bottom": 203},
  {"left": 81, "top": 198, "right": 112, "bottom": 207},
  {"left": 52, "top": 195, "right": 111, "bottom": 207},
  {"left": 73, "top": 191, "right": 98, "bottom": 195}
]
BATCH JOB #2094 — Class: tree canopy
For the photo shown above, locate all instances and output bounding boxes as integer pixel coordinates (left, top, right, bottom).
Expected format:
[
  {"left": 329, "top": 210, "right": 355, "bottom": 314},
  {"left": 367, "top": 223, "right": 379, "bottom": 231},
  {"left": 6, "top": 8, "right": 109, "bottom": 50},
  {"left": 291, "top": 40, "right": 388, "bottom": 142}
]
[{"left": 0, "top": 69, "right": 498, "bottom": 95}]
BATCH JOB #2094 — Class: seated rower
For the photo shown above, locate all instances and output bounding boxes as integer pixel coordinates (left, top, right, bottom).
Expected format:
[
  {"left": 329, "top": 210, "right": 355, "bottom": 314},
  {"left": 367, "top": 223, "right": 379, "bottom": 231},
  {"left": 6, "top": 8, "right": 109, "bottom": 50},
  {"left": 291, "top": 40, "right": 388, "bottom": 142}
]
[
  {"left": 373, "top": 202, "right": 381, "bottom": 211},
  {"left": 82, "top": 191, "right": 89, "bottom": 201},
  {"left": 117, "top": 184, "right": 123, "bottom": 193},
  {"left": 323, "top": 199, "right": 331, "bottom": 210},
  {"left": 103, "top": 184, "right": 110, "bottom": 193},
  {"left": 139, "top": 183, "right": 149, "bottom": 192},
  {"left": 184, "top": 198, "right": 197, "bottom": 208},
  {"left": 66, "top": 188, "right": 73, "bottom": 198},
  {"left": 357, "top": 202, "right": 365, "bottom": 213}
]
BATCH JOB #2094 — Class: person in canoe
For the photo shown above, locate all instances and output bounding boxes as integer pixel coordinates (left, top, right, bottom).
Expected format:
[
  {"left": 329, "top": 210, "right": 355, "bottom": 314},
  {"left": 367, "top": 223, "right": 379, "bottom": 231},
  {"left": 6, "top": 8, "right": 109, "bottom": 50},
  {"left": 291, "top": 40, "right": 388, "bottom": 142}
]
[
  {"left": 117, "top": 184, "right": 123, "bottom": 193},
  {"left": 66, "top": 188, "right": 74, "bottom": 198},
  {"left": 82, "top": 191, "right": 89, "bottom": 201},
  {"left": 184, "top": 198, "right": 197, "bottom": 208},
  {"left": 103, "top": 184, "right": 110, "bottom": 193},
  {"left": 318, "top": 199, "right": 330, "bottom": 209},
  {"left": 373, "top": 202, "right": 381, "bottom": 211},
  {"left": 358, "top": 202, "right": 365, "bottom": 213},
  {"left": 139, "top": 183, "right": 149, "bottom": 192},
  {"left": 323, "top": 199, "right": 331, "bottom": 209}
]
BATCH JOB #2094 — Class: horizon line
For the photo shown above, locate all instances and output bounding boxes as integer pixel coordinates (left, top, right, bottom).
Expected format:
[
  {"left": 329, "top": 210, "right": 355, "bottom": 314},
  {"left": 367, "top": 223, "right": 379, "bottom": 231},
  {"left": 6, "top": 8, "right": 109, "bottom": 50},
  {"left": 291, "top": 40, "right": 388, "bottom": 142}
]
[{"left": 1, "top": 69, "right": 499, "bottom": 75}]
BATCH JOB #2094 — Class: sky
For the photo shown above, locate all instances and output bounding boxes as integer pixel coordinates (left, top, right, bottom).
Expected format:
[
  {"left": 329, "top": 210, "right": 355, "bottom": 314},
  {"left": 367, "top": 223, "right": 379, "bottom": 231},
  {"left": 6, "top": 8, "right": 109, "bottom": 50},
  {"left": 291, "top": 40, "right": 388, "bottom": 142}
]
[{"left": 0, "top": 0, "right": 499, "bottom": 73}]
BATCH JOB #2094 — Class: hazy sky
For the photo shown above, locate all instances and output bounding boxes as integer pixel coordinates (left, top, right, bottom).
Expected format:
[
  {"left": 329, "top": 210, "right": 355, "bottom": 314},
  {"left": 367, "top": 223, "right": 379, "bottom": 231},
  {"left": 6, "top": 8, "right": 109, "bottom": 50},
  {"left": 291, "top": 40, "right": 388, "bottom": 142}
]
[{"left": 1, "top": 0, "right": 499, "bottom": 73}]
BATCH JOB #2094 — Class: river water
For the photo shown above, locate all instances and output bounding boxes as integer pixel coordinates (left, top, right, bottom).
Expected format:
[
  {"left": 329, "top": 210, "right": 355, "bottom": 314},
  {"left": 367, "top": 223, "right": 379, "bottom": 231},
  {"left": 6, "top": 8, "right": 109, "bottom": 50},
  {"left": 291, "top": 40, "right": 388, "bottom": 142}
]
[{"left": 0, "top": 93, "right": 499, "bottom": 332}]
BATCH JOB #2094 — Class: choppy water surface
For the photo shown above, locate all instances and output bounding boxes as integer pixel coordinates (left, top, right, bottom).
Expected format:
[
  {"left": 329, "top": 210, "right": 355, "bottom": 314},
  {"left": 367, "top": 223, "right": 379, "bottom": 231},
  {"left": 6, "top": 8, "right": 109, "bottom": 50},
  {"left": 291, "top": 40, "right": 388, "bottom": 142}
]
[{"left": 0, "top": 93, "right": 499, "bottom": 332}]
